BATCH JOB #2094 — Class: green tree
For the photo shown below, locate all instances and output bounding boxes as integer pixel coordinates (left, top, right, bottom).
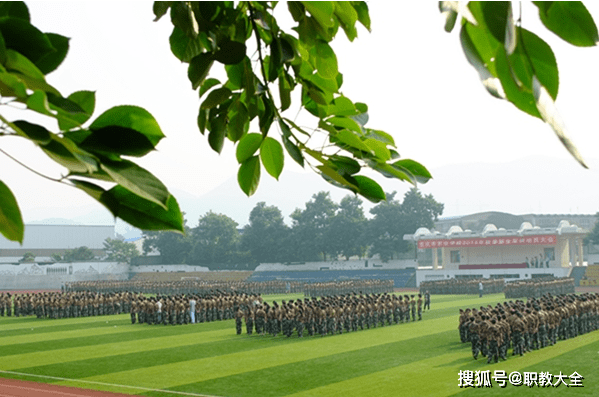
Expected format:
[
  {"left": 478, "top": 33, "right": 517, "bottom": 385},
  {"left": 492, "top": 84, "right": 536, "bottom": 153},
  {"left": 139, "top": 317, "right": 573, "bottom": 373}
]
[
  {"left": 585, "top": 212, "right": 599, "bottom": 245},
  {"left": 327, "top": 195, "right": 367, "bottom": 259},
  {"left": 19, "top": 251, "right": 35, "bottom": 263},
  {"left": 51, "top": 252, "right": 62, "bottom": 262},
  {"left": 2, "top": 2, "right": 596, "bottom": 244},
  {"left": 188, "top": 211, "right": 240, "bottom": 267},
  {"left": 63, "top": 246, "right": 95, "bottom": 262},
  {"left": 142, "top": 216, "right": 192, "bottom": 264},
  {"left": 290, "top": 191, "right": 337, "bottom": 260},
  {"left": 103, "top": 237, "right": 139, "bottom": 264},
  {"left": 369, "top": 188, "right": 443, "bottom": 261},
  {"left": 241, "top": 202, "right": 290, "bottom": 264}
]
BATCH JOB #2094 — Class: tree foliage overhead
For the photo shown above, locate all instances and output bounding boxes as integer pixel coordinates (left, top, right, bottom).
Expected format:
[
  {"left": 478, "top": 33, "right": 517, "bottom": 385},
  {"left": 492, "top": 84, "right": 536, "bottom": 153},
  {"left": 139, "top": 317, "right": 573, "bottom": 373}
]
[
  {"left": 441, "top": 1, "right": 598, "bottom": 168},
  {"left": 153, "top": 1, "right": 433, "bottom": 204},
  {"left": 2, "top": 1, "right": 596, "bottom": 246},
  {"left": 0, "top": 1, "right": 184, "bottom": 244}
]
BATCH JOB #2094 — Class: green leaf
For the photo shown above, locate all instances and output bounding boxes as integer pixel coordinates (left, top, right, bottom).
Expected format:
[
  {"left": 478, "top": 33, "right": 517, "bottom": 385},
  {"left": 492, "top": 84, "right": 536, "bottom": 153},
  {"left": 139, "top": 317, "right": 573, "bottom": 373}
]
[
  {"left": 516, "top": 28, "right": 559, "bottom": 99},
  {"left": 364, "top": 128, "right": 395, "bottom": 146},
  {"left": 439, "top": 1, "right": 458, "bottom": 33},
  {"left": 278, "top": 69, "right": 292, "bottom": 111},
  {"left": 188, "top": 52, "right": 215, "bottom": 90},
  {"left": 494, "top": 46, "right": 540, "bottom": 118},
  {"left": 36, "top": 33, "right": 70, "bottom": 75},
  {"left": 534, "top": 1, "right": 598, "bottom": 47},
  {"left": 74, "top": 181, "right": 184, "bottom": 233},
  {"left": 0, "top": 17, "right": 54, "bottom": 66},
  {"left": 12, "top": 120, "right": 51, "bottom": 144},
  {"left": 363, "top": 138, "right": 390, "bottom": 161},
  {"left": 0, "top": 180, "right": 24, "bottom": 243},
  {"left": 26, "top": 90, "right": 53, "bottom": 115},
  {"left": 353, "top": 175, "right": 385, "bottom": 203},
  {"left": 0, "top": 2, "right": 30, "bottom": 21},
  {"left": 227, "top": 100, "right": 249, "bottom": 142},
  {"left": 334, "top": 129, "right": 370, "bottom": 153},
  {"left": 0, "top": 70, "right": 26, "bottom": 98},
  {"left": 199, "top": 78, "right": 221, "bottom": 98},
  {"left": 328, "top": 96, "right": 357, "bottom": 116},
  {"left": 208, "top": 112, "right": 226, "bottom": 153},
  {"left": 201, "top": 86, "right": 232, "bottom": 109},
  {"left": 225, "top": 61, "right": 244, "bottom": 90},
  {"left": 302, "top": 2, "right": 335, "bottom": 28},
  {"left": 197, "top": 107, "right": 208, "bottom": 134},
  {"left": 532, "top": 76, "right": 587, "bottom": 168},
  {"left": 72, "top": 126, "right": 156, "bottom": 158},
  {"left": 41, "top": 135, "right": 98, "bottom": 174},
  {"left": 169, "top": 26, "right": 204, "bottom": 62},
  {"left": 459, "top": 22, "right": 504, "bottom": 99},
  {"left": 268, "top": 37, "right": 282, "bottom": 82},
  {"left": 313, "top": 41, "right": 338, "bottom": 79},
  {"left": 327, "top": 116, "right": 362, "bottom": 134},
  {"left": 100, "top": 159, "right": 170, "bottom": 209},
  {"left": 153, "top": 1, "right": 172, "bottom": 21},
  {"left": 330, "top": 154, "right": 360, "bottom": 175},
  {"left": 392, "top": 159, "right": 432, "bottom": 184},
  {"left": 352, "top": 1, "right": 371, "bottom": 31},
  {"left": 260, "top": 137, "right": 284, "bottom": 180},
  {"left": 170, "top": 1, "right": 198, "bottom": 39},
  {"left": 374, "top": 163, "right": 414, "bottom": 183},
  {"left": 238, "top": 155, "right": 261, "bottom": 196},
  {"left": 282, "top": 134, "right": 304, "bottom": 167},
  {"left": 90, "top": 105, "right": 165, "bottom": 147},
  {"left": 317, "top": 164, "right": 358, "bottom": 192},
  {"left": 259, "top": 95, "right": 275, "bottom": 135},
  {"left": 236, "top": 132, "right": 263, "bottom": 163},
  {"left": 214, "top": 39, "right": 246, "bottom": 65},
  {"left": 4, "top": 48, "right": 45, "bottom": 79},
  {"left": 56, "top": 90, "right": 96, "bottom": 131},
  {"left": 334, "top": 1, "right": 358, "bottom": 41}
]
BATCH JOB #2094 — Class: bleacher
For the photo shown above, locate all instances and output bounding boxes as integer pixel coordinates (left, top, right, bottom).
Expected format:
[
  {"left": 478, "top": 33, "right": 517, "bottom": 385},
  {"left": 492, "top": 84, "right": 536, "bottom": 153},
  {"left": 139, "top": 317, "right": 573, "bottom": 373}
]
[
  {"left": 579, "top": 265, "right": 599, "bottom": 287},
  {"left": 246, "top": 269, "right": 416, "bottom": 289},
  {"left": 130, "top": 271, "right": 253, "bottom": 283}
]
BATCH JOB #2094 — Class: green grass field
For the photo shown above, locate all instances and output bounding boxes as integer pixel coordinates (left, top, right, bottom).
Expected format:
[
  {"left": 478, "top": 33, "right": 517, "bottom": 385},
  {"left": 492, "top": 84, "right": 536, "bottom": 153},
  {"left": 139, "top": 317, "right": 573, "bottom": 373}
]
[{"left": 1, "top": 293, "right": 598, "bottom": 397}]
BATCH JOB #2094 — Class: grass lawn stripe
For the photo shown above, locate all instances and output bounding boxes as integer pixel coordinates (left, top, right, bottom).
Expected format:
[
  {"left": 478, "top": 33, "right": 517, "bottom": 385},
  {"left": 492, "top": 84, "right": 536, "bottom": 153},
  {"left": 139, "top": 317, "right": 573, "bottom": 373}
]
[
  {"left": 1, "top": 317, "right": 233, "bottom": 357},
  {"left": 2, "top": 329, "right": 238, "bottom": 371},
  {"left": 0, "top": 314, "right": 132, "bottom": 331},
  {"left": 0, "top": 317, "right": 133, "bottom": 338},
  {"left": 148, "top": 330, "right": 457, "bottom": 397},
  {"left": 457, "top": 336, "right": 599, "bottom": 396},
  {"left": 76, "top": 315, "right": 456, "bottom": 390},
  {"left": 290, "top": 329, "right": 599, "bottom": 397}
]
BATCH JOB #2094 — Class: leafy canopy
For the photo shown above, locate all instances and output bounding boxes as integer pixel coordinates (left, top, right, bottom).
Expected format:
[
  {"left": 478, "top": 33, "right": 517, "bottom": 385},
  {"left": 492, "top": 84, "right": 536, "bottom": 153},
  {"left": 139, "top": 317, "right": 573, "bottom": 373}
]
[
  {"left": 0, "top": 1, "right": 184, "bottom": 244},
  {"left": 154, "top": 1, "right": 432, "bottom": 204}
]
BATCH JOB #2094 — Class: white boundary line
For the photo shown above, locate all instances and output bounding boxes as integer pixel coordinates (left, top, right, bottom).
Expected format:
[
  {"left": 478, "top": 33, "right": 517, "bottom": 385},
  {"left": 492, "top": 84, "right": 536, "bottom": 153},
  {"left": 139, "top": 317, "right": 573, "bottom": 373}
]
[{"left": 0, "top": 370, "right": 221, "bottom": 397}]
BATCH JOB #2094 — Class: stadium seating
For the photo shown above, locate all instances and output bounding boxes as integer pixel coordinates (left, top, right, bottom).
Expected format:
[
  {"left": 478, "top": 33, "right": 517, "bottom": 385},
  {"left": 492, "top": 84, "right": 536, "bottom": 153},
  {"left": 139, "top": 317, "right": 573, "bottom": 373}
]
[
  {"left": 130, "top": 271, "right": 253, "bottom": 283},
  {"left": 246, "top": 269, "right": 416, "bottom": 288},
  {"left": 579, "top": 265, "right": 599, "bottom": 286}
]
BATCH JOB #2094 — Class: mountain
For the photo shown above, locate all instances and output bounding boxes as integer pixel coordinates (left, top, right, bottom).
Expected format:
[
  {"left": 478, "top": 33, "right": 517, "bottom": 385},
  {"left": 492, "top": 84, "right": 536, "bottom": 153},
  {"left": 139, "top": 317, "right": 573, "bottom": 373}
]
[{"left": 29, "top": 156, "right": 599, "bottom": 233}]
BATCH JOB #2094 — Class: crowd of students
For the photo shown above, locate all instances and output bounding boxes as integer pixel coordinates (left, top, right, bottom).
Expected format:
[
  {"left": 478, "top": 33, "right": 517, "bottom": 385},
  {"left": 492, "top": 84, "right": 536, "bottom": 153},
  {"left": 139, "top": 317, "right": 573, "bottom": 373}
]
[{"left": 458, "top": 292, "right": 599, "bottom": 364}]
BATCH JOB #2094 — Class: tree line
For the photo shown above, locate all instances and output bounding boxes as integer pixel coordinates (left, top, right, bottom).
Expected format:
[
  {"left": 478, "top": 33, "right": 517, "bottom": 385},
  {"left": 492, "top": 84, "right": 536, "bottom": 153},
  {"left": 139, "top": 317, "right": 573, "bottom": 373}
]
[{"left": 142, "top": 188, "right": 443, "bottom": 268}]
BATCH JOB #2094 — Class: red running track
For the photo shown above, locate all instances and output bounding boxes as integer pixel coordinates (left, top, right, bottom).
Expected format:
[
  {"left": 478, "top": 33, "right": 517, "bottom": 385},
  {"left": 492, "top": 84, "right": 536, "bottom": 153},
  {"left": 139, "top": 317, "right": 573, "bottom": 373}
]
[{"left": 0, "top": 379, "right": 144, "bottom": 397}]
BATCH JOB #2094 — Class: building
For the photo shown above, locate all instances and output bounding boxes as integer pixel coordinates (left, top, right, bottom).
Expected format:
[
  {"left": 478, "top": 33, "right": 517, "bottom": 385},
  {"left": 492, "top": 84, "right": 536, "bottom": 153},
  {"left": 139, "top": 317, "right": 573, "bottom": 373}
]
[
  {"left": 0, "top": 224, "right": 115, "bottom": 263},
  {"left": 405, "top": 220, "right": 588, "bottom": 286},
  {"left": 435, "top": 211, "right": 597, "bottom": 234}
]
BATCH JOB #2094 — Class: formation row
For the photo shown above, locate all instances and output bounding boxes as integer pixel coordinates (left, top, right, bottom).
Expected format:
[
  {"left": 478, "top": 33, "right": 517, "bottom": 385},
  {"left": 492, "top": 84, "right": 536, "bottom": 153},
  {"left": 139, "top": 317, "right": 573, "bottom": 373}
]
[
  {"left": 503, "top": 278, "right": 575, "bottom": 298},
  {"left": 234, "top": 293, "right": 428, "bottom": 338},
  {"left": 458, "top": 292, "right": 599, "bottom": 364}
]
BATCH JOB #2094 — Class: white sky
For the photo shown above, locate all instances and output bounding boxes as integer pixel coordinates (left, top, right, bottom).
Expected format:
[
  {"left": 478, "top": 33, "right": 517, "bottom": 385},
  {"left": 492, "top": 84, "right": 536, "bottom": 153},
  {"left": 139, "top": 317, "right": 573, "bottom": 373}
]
[{"left": 2, "top": 1, "right": 599, "bottom": 226}]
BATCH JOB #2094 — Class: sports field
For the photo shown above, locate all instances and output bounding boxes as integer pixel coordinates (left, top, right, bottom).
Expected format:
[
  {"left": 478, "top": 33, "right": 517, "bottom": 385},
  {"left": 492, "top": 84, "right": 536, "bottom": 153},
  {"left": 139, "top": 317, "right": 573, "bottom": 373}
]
[{"left": 0, "top": 293, "right": 597, "bottom": 396}]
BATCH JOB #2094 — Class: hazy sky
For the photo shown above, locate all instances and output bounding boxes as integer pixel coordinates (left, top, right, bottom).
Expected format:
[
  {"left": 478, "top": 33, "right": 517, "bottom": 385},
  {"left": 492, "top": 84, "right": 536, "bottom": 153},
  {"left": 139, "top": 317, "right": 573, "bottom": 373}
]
[{"left": 2, "top": 1, "right": 599, "bottom": 226}]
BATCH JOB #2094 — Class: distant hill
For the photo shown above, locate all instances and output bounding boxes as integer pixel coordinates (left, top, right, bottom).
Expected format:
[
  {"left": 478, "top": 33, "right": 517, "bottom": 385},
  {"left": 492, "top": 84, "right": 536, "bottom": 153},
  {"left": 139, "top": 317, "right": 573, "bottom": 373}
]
[{"left": 30, "top": 156, "right": 599, "bottom": 236}]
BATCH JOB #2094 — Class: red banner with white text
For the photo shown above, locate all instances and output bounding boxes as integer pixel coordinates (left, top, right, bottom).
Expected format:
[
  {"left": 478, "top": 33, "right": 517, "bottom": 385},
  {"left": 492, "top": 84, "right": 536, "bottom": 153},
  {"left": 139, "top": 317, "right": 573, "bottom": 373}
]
[{"left": 417, "top": 235, "right": 557, "bottom": 249}]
